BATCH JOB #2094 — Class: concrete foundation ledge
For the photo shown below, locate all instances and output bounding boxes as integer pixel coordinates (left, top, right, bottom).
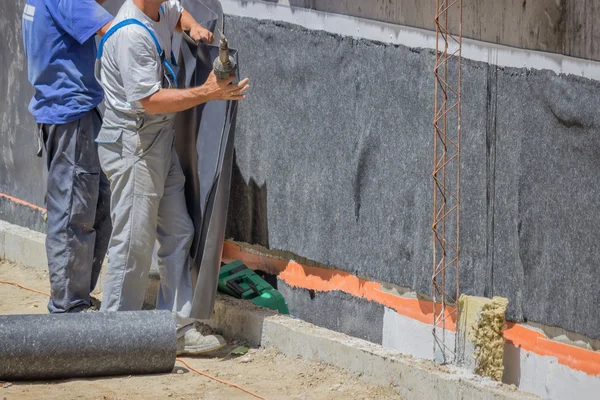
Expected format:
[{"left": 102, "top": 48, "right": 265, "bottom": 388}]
[
  {"left": 188, "top": 289, "right": 537, "bottom": 399},
  {"left": 218, "top": 301, "right": 538, "bottom": 400},
  {"left": 0, "top": 219, "right": 47, "bottom": 270},
  {"left": 176, "top": 287, "right": 537, "bottom": 399},
  {"left": 0, "top": 219, "right": 538, "bottom": 399}
]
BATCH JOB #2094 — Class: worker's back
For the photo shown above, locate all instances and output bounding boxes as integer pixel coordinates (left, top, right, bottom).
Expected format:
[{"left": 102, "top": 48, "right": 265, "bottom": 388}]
[{"left": 22, "top": 0, "right": 111, "bottom": 125}]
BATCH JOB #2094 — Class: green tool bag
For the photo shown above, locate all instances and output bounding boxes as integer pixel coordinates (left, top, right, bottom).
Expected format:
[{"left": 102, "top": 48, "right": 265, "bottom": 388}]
[{"left": 218, "top": 260, "right": 290, "bottom": 315}]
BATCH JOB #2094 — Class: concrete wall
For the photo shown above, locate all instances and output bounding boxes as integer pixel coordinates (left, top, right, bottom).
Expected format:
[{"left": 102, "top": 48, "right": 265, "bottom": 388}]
[
  {"left": 280, "top": 0, "right": 600, "bottom": 62},
  {"left": 223, "top": 11, "right": 600, "bottom": 341},
  {"left": 0, "top": 0, "right": 46, "bottom": 231},
  {"left": 1, "top": 1, "right": 599, "bottom": 397},
  {"left": 2, "top": 0, "right": 599, "bottom": 342}
]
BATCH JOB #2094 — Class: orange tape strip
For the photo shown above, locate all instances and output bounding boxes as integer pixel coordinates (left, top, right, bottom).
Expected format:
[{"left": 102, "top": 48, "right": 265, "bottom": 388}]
[
  {"left": 504, "top": 322, "right": 600, "bottom": 376},
  {"left": 0, "top": 192, "right": 46, "bottom": 213},
  {"left": 223, "top": 241, "right": 600, "bottom": 376},
  {"left": 222, "top": 242, "right": 456, "bottom": 330}
]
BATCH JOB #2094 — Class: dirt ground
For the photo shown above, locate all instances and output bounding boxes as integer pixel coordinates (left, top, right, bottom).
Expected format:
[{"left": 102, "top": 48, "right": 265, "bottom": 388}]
[{"left": 0, "top": 260, "right": 403, "bottom": 400}]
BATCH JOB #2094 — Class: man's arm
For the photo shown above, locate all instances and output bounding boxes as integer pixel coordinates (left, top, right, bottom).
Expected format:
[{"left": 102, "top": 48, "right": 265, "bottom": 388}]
[
  {"left": 95, "top": 1, "right": 112, "bottom": 36},
  {"left": 140, "top": 72, "right": 249, "bottom": 115},
  {"left": 176, "top": 9, "right": 214, "bottom": 44},
  {"left": 96, "top": 20, "right": 112, "bottom": 36},
  {"left": 51, "top": 0, "right": 113, "bottom": 43},
  {"left": 116, "top": 28, "right": 247, "bottom": 115}
]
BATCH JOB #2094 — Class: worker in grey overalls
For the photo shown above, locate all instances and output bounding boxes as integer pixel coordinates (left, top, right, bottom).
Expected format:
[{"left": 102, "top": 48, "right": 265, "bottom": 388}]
[{"left": 95, "top": 0, "right": 249, "bottom": 354}]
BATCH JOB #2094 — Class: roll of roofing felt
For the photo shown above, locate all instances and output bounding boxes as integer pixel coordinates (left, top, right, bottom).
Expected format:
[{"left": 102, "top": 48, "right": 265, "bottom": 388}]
[{"left": 0, "top": 310, "right": 176, "bottom": 380}]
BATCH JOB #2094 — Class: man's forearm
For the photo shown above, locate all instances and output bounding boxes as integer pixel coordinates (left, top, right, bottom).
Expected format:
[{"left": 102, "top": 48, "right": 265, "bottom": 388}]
[
  {"left": 176, "top": 9, "right": 214, "bottom": 43},
  {"left": 95, "top": 0, "right": 112, "bottom": 36},
  {"left": 96, "top": 20, "right": 113, "bottom": 36},
  {"left": 176, "top": 9, "right": 198, "bottom": 33},
  {"left": 140, "top": 87, "right": 213, "bottom": 115},
  {"left": 140, "top": 73, "right": 249, "bottom": 114}
]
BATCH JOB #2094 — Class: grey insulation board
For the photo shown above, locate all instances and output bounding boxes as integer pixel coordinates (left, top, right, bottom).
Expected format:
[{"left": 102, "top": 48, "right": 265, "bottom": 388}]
[
  {"left": 0, "top": 311, "right": 176, "bottom": 380},
  {"left": 223, "top": 16, "right": 600, "bottom": 339},
  {"left": 277, "top": 280, "right": 385, "bottom": 344},
  {"left": 491, "top": 69, "right": 600, "bottom": 336}
]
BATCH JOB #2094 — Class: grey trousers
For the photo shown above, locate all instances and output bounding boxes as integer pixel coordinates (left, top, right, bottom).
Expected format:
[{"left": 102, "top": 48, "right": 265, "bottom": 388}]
[
  {"left": 97, "top": 122, "right": 195, "bottom": 329},
  {"left": 39, "top": 108, "right": 112, "bottom": 313}
]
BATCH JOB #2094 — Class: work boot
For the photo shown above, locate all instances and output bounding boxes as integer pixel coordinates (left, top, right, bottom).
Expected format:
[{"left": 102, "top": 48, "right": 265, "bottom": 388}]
[
  {"left": 89, "top": 296, "right": 101, "bottom": 311},
  {"left": 176, "top": 329, "right": 226, "bottom": 356},
  {"left": 81, "top": 297, "right": 101, "bottom": 313}
]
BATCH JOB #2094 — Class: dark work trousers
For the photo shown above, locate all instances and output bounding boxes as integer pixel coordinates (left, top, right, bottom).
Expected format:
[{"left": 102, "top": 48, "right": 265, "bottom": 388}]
[{"left": 38, "top": 108, "right": 112, "bottom": 313}]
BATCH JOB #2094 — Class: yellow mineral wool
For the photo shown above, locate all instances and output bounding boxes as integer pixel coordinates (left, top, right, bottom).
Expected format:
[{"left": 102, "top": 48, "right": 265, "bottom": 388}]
[{"left": 470, "top": 296, "right": 509, "bottom": 381}]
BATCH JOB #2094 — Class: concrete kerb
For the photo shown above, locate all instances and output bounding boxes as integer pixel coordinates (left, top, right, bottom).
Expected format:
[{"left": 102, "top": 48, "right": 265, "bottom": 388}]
[
  {"left": 263, "top": 316, "right": 538, "bottom": 400},
  {"left": 0, "top": 219, "right": 539, "bottom": 399},
  {"left": 0, "top": 220, "right": 47, "bottom": 270}
]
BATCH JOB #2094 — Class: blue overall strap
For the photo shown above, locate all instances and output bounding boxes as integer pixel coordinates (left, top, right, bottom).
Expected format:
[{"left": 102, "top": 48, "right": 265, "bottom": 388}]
[
  {"left": 97, "top": 18, "right": 178, "bottom": 87},
  {"left": 97, "top": 19, "right": 163, "bottom": 59},
  {"left": 159, "top": 5, "right": 178, "bottom": 67}
]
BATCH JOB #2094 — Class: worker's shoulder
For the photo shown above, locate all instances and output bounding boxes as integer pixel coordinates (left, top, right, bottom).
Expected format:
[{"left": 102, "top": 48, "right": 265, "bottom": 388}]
[
  {"left": 162, "top": 0, "right": 184, "bottom": 15},
  {"left": 109, "top": 3, "right": 159, "bottom": 40},
  {"left": 105, "top": 21, "right": 156, "bottom": 48},
  {"left": 111, "top": 21, "right": 154, "bottom": 35}
]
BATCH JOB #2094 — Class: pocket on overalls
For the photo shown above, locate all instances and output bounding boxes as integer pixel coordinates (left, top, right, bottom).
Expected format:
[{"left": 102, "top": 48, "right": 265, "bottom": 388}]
[
  {"left": 68, "top": 166, "right": 100, "bottom": 231},
  {"left": 95, "top": 129, "right": 123, "bottom": 145},
  {"left": 136, "top": 124, "right": 172, "bottom": 158},
  {"left": 96, "top": 129, "right": 125, "bottom": 180},
  {"left": 36, "top": 124, "right": 45, "bottom": 157},
  {"left": 132, "top": 125, "right": 173, "bottom": 198},
  {"left": 76, "top": 117, "right": 102, "bottom": 174}
]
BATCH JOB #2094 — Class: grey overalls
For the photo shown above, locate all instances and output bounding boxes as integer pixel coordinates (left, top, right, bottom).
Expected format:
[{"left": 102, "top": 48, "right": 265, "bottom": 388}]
[{"left": 95, "top": 12, "right": 195, "bottom": 331}]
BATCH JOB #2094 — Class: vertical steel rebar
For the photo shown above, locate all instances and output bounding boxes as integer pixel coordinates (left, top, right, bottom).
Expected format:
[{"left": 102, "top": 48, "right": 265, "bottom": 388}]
[{"left": 432, "top": 0, "right": 462, "bottom": 364}]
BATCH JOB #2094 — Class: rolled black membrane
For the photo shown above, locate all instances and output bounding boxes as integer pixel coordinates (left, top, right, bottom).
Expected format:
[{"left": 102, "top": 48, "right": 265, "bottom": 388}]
[
  {"left": 175, "top": 35, "right": 239, "bottom": 320},
  {"left": 0, "top": 310, "right": 176, "bottom": 380}
]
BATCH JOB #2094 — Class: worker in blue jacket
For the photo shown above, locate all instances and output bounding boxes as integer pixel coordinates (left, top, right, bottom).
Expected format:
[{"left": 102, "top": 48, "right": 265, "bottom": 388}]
[{"left": 22, "top": 0, "right": 113, "bottom": 313}]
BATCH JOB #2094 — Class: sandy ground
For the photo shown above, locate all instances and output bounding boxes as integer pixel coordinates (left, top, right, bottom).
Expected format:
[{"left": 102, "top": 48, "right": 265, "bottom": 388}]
[{"left": 0, "top": 260, "right": 403, "bottom": 400}]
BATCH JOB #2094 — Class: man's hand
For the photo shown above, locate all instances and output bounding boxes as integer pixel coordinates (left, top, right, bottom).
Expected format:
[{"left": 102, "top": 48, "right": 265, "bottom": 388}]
[
  {"left": 189, "top": 24, "right": 214, "bottom": 44},
  {"left": 178, "top": 10, "right": 214, "bottom": 44},
  {"left": 138, "top": 72, "right": 249, "bottom": 115},
  {"left": 204, "top": 72, "right": 250, "bottom": 101}
]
